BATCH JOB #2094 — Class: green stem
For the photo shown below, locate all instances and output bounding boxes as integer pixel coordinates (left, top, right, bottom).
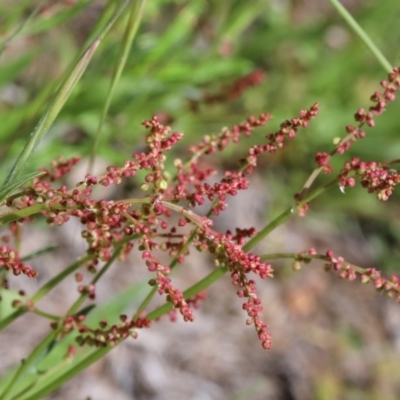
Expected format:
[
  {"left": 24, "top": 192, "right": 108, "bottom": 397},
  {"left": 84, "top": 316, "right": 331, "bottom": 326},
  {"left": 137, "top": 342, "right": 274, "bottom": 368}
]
[
  {"left": 21, "top": 245, "right": 58, "bottom": 262},
  {"left": 89, "top": 0, "right": 147, "bottom": 171},
  {"left": 31, "top": 256, "right": 91, "bottom": 303},
  {"left": 243, "top": 206, "right": 293, "bottom": 252},
  {"left": 3, "top": 0, "right": 130, "bottom": 185},
  {"left": 30, "top": 308, "right": 60, "bottom": 321},
  {"left": 328, "top": 0, "right": 392, "bottom": 73},
  {"left": 260, "top": 252, "right": 298, "bottom": 260},
  {"left": 0, "top": 255, "right": 91, "bottom": 332},
  {"left": 0, "top": 0, "right": 46, "bottom": 58},
  {"left": 0, "top": 330, "right": 57, "bottom": 400},
  {"left": 65, "top": 243, "right": 126, "bottom": 317},
  {"left": 16, "top": 346, "right": 112, "bottom": 400}
]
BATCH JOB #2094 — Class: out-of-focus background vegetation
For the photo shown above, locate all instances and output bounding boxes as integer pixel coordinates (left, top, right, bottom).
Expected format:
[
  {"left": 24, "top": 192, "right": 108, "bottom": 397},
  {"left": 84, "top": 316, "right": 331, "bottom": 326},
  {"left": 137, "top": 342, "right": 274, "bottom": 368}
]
[
  {"left": 1, "top": 1, "right": 400, "bottom": 399},
  {"left": 2, "top": 0, "right": 400, "bottom": 269}
]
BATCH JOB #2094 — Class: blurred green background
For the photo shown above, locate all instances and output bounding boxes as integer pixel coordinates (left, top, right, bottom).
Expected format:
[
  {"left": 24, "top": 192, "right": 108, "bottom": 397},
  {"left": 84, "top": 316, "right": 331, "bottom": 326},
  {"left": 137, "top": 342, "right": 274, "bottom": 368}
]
[
  {"left": 1, "top": 0, "right": 400, "bottom": 269},
  {"left": 1, "top": 1, "right": 400, "bottom": 398}
]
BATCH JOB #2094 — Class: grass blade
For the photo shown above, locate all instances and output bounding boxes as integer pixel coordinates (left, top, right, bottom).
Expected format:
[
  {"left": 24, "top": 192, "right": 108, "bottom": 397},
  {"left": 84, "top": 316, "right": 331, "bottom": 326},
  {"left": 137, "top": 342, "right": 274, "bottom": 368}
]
[
  {"left": 328, "top": 0, "right": 392, "bottom": 72},
  {"left": 89, "top": 0, "right": 147, "bottom": 171},
  {"left": 3, "top": 0, "right": 130, "bottom": 187},
  {"left": 0, "top": 0, "right": 46, "bottom": 58},
  {"left": 0, "top": 171, "right": 44, "bottom": 204}
]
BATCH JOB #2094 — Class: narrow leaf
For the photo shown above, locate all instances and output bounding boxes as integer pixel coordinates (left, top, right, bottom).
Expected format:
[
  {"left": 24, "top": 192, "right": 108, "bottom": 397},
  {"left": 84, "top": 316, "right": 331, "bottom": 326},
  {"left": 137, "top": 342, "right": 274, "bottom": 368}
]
[
  {"left": 3, "top": 0, "right": 130, "bottom": 186},
  {"left": 0, "top": 171, "right": 44, "bottom": 204},
  {"left": 328, "top": 0, "right": 392, "bottom": 72},
  {"left": 89, "top": 0, "right": 147, "bottom": 171}
]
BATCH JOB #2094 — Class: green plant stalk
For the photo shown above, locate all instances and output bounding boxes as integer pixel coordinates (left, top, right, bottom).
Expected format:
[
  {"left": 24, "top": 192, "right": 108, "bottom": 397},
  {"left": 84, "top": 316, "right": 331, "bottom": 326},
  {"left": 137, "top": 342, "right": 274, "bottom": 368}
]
[
  {"left": 16, "top": 346, "right": 112, "bottom": 400},
  {"left": 0, "top": 256, "right": 91, "bottom": 332},
  {"left": 0, "top": 171, "right": 45, "bottom": 204},
  {"left": 89, "top": 0, "right": 147, "bottom": 171},
  {"left": 0, "top": 0, "right": 46, "bottom": 57},
  {"left": 0, "top": 204, "right": 44, "bottom": 226},
  {"left": 0, "top": 330, "right": 57, "bottom": 400},
  {"left": 0, "top": 248, "right": 124, "bottom": 398},
  {"left": 0, "top": 172, "right": 338, "bottom": 397},
  {"left": 7, "top": 241, "right": 135, "bottom": 399},
  {"left": 31, "top": 255, "right": 92, "bottom": 304},
  {"left": 3, "top": 0, "right": 130, "bottom": 186},
  {"left": 328, "top": 0, "right": 392, "bottom": 73},
  {"left": 31, "top": 308, "right": 60, "bottom": 321},
  {"left": 65, "top": 246, "right": 124, "bottom": 317},
  {"left": 21, "top": 245, "right": 59, "bottom": 262}
]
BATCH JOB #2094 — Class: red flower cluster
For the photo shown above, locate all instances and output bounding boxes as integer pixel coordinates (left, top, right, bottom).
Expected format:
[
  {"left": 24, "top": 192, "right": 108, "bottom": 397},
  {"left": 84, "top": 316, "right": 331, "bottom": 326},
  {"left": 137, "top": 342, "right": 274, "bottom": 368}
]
[
  {"left": 0, "top": 96, "right": 325, "bottom": 350},
  {"left": 324, "top": 250, "right": 400, "bottom": 301},
  {"left": 4, "top": 70, "right": 399, "bottom": 353},
  {"left": 339, "top": 158, "right": 400, "bottom": 200},
  {"left": 51, "top": 313, "right": 151, "bottom": 348},
  {"left": 315, "top": 67, "right": 400, "bottom": 172},
  {"left": 0, "top": 245, "right": 37, "bottom": 278}
]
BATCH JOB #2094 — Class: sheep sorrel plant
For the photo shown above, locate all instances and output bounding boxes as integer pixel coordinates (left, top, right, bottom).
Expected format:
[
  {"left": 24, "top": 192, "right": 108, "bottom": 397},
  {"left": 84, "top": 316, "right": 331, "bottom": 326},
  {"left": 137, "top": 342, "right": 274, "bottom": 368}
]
[
  {"left": 0, "top": 66, "right": 400, "bottom": 398},
  {"left": 2, "top": 1, "right": 400, "bottom": 399}
]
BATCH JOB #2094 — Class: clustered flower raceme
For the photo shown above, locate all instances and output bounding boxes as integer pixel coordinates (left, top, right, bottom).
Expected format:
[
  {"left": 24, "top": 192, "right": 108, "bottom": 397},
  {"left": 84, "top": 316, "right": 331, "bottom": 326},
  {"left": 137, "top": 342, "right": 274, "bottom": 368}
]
[
  {"left": 339, "top": 158, "right": 400, "bottom": 200},
  {"left": 208, "top": 233, "right": 274, "bottom": 349},
  {"left": 143, "top": 246, "right": 195, "bottom": 323},
  {"left": 290, "top": 248, "right": 400, "bottom": 302},
  {"left": 180, "top": 103, "right": 319, "bottom": 220},
  {"left": 167, "top": 291, "right": 207, "bottom": 322},
  {"left": 0, "top": 244, "right": 37, "bottom": 278},
  {"left": 189, "top": 102, "right": 319, "bottom": 159},
  {"left": 1, "top": 100, "right": 322, "bottom": 350},
  {"left": 50, "top": 313, "right": 151, "bottom": 348},
  {"left": 325, "top": 250, "right": 400, "bottom": 301},
  {"left": 315, "top": 67, "right": 400, "bottom": 175}
]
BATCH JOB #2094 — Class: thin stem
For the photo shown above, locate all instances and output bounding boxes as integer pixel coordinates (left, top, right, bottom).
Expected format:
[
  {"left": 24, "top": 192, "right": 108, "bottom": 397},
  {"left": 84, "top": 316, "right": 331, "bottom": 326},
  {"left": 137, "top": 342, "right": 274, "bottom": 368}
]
[
  {"left": 0, "top": 255, "right": 91, "bottom": 332},
  {"left": 65, "top": 244, "right": 125, "bottom": 317},
  {"left": 89, "top": 0, "right": 147, "bottom": 171},
  {"left": 0, "top": 0, "right": 46, "bottom": 58},
  {"left": 243, "top": 206, "right": 293, "bottom": 252},
  {"left": 21, "top": 244, "right": 59, "bottom": 262},
  {"left": 132, "top": 286, "right": 157, "bottom": 321},
  {"left": 15, "top": 346, "right": 112, "bottom": 400},
  {"left": 30, "top": 308, "right": 60, "bottom": 321},
  {"left": 300, "top": 167, "right": 324, "bottom": 197},
  {"left": 32, "top": 255, "right": 91, "bottom": 303},
  {"left": 259, "top": 251, "right": 371, "bottom": 276},
  {"left": 328, "top": 0, "right": 392, "bottom": 73},
  {"left": 0, "top": 330, "right": 57, "bottom": 400},
  {"left": 260, "top": 252, "right": 298, "bottom": 260}
]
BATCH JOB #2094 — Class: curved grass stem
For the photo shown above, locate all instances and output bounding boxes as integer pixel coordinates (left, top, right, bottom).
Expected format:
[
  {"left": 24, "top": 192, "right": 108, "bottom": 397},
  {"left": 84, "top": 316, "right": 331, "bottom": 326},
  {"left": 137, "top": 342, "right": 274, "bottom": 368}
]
[{"left": 328, "top": 0, "right": 392, "bottom": 73}]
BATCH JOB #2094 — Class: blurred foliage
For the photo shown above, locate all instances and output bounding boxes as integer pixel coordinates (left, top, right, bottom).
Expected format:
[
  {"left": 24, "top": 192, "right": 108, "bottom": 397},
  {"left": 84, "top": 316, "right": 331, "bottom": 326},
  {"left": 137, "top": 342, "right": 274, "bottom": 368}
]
[
  {"left": 1, "top": 1, "right": 400, "bottom": 397},
  {"left": 0, "top": 1, "right": 399, "bottom": 258}
]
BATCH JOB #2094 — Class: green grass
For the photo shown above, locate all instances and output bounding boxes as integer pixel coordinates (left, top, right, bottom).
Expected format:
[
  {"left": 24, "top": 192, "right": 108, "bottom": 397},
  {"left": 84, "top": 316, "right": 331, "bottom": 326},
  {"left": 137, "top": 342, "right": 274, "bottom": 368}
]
[{"left": 0, "top": 1, "right": 399, "bottom": 398}]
